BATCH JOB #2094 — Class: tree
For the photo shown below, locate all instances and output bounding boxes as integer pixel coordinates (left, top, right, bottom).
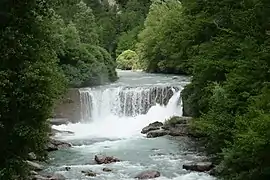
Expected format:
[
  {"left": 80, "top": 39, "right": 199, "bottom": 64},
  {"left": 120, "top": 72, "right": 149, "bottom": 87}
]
[
  {"left": 73, "top": 1, "right": 99, "bottom": 45},
  {"left": 0, "top": 0, "right": 65, "bottom": 178},
  {"left": 116, "top": 50, "right": 140, "bottom": 70}
]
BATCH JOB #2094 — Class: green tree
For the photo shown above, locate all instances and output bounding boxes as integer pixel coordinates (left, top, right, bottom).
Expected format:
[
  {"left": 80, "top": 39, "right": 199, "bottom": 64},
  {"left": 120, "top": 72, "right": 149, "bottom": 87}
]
[
  {"left": 0, "top": 0, "right": 65, "bottom": 179},
  {"left": 116, "top": 50, "right": 140, "bottom": 70},
  {"left": 73, "top": 1, "right": 99, "bottom": 45}
]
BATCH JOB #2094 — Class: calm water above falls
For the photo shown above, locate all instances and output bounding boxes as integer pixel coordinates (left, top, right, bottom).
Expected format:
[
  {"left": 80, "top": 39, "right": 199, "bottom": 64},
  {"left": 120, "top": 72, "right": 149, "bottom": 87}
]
[{"left": 48, "top": 70, "right": 215, "bottom": 180}]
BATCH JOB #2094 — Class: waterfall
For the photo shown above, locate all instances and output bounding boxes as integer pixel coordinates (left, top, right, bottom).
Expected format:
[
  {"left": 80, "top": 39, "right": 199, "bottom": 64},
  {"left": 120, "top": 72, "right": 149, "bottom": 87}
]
[{"left": 79, "top": 86, "right": 182, "bottom": 123}]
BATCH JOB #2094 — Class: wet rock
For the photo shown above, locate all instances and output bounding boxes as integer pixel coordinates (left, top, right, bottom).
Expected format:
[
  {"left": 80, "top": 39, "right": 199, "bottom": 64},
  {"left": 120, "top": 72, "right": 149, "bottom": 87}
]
[
  {"left": 32, "top": 173, "right": 65, "bottom": 180},
  {"left": 28, "top": 152, "right": 37, "bottom": 161},
  {"left": 141, "top": 121, "right": 163, "bottom": 134},
  {"left": 94, "top": 155, "right": 120, "bottom": 164},
  {"left": 46, "top": 138, "right": 72, "bottom": 152},
  {"left": 103, "top": 168, "right": 112, "bottom": 172},
  {"left": 82, "top": 170, "right": 97, "bottom": 177},
  {"left": 50, "top": 128, "right": 74, "bottom": 137},
  {"left": 30, "top": 171, "right": 38, "bottom": 175},
  {"left": 26, "top": 161, "right": 43, "bottom": 171},
  {"left": 32, "top": 175, "right": 48, "bottom": 180},
  {"left": 162, "top": 116, "right": 194, "bottom": 137},
  {"left": 50, "top": 174, "right": 66, "bottom": 180},
  {"left": 167, "top": 124, "right": 189, "bottom": 136},
  {"left": 146, "top": 130, "right": 168, "bottom": 138},
  {"left": 135, "top": 170, "right": 161, "bottom": 179},
  {"left": 48, "top": 118, "right": 69, "bottom": 126},
  {"left": 183, "top": 162, "right": 214, "bottom": 172}
]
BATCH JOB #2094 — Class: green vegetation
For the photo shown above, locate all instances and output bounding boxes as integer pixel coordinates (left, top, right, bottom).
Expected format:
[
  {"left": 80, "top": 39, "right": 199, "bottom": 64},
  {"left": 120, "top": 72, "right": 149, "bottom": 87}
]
[
  {"left": 1, "top": 0, "right": 269, "bottom": 179},
  {"left": 0, "top": 0, "right": 65, "bottom": 179},
  {"left": 116, "top": 50, "right": 140, "bottom": 70},
  {"left": 135, "top": 0, "right": 270, "bottom": 179}
]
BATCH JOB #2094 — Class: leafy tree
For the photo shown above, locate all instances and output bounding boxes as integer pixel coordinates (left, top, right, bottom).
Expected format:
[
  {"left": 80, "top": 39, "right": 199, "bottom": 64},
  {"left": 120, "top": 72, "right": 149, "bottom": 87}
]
[
  {"left": 116, "top": 50, "right": 140, "bottom": 70},
  {"left": 0, "top": 0, "right": 66, "bottom": 179},
  {"left": 73, "top": 1, "right": 99, "bottom": 45}
]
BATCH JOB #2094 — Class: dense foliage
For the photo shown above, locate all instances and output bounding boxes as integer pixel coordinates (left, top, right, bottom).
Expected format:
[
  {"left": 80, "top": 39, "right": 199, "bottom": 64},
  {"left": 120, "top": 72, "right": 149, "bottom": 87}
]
[
  {"left": 116, "top": 50, "right": 140, "bottom": 70},
  {"left": 2, "top": 0, "right": 270, "bottom": 179},
  {"left": 54, "top": 0, "right": 117, "bottom": 87},
  {"left": 0, "top": 0, "right": 65, "bottom": 179},
  {"left": 136, "top": 0, "right": 270, "bottom": 179},
  {"left": 0, "top": 0, "right": 119, "bottom": 179}
]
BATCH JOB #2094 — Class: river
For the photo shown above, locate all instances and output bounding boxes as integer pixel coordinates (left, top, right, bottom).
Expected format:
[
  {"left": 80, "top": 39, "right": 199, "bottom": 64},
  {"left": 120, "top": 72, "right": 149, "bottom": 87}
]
[{"left": 47, "top": 70, "right": 215, "bottom": 180}]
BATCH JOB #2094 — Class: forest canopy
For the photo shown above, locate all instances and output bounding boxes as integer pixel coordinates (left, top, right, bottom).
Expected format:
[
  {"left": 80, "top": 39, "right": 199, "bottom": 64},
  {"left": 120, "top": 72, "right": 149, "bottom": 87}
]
[{"left": 1, "top": 0, "right": 270, "bottom": 179}]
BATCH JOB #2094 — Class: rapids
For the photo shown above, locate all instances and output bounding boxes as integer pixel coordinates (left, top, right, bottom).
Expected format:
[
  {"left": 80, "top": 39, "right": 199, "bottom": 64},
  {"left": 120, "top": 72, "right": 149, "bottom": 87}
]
[{"left": 47, "top": 70, "right": 215, "bottom": 180}]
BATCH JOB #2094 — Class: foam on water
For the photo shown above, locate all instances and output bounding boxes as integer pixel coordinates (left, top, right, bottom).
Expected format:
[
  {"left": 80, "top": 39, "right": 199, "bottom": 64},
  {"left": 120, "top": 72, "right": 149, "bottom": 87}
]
[
  {"left": 53, "top": 89, "right": 181, "bottom": 140},
  {"left": 49, "top": 71, "right": 215, "bottom": 180}
]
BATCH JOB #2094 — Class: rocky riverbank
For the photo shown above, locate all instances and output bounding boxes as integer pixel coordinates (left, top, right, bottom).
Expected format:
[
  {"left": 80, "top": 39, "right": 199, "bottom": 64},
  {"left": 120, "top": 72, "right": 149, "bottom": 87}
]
[
  {"left": 141, "top": 116, "right": 194, "bottom": 138},
  {"left": 27, "top": 123, "right": 73, "bottom": 180},
  {"left": 141, "top": 116, "right": 215, "bottom": 174}
]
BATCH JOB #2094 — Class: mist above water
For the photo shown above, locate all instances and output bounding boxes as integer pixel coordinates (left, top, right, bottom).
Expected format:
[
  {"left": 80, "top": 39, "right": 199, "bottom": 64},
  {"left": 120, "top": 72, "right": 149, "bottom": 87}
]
[{"left": 50, "top": 71, "right": 215, "bottom": 180}]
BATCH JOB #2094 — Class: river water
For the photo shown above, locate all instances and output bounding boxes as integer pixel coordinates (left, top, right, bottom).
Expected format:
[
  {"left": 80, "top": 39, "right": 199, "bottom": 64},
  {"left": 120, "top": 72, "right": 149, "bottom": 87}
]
[{"left": 48, "top": 70, "right": 215, "bottom": 180}]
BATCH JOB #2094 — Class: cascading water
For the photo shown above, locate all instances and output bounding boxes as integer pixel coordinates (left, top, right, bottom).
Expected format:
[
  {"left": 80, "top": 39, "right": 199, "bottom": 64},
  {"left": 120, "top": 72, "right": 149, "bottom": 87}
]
[
  {"left": 79, "top": 86, "right": 181, "bottom": 122},
  {"left": 49, "top": 71, "right": 215, "bottom": 180}
]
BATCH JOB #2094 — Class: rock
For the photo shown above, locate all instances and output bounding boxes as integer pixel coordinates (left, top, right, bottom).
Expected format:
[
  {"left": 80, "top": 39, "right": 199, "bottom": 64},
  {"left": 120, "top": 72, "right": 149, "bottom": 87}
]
[
  {"left": 82, "top": 170, "right": 97, "bottom": 177},
  {"left": 32, "top": 175, "right": 48, "bottom": 180},
  {"left": 141, "top": 121, "right": 163, "bottom": 134},
  {"left": 167, "top": 124, "right": 189, "bottom": 136},
  {"left": 181, "top": 88, "right": 196, "bottom": 117},
  {"left": 146, "top": 130, "right": 168, "bottom": 138},
  {"left": 27, "top": 161, "right": 43, "bottom": 171},
  {"left": 48, "top": 118, "right": 69, "bottom": 126},
  {"left": 30, "top": 171, "right": 38, "bottom": 175},
  {"left": 135, "top": 170, "right": 161, "bottom": 179},
  {"left": 49, "top": 174, "right": 66, "bottom": 180},
  {"left": 46, "top": 138, "right": 72, "bottom": 152},
  {"left": 28, "top": 152, "right": 37, "bottom": 161},
  {"left": 94, "top": 155, "right": 120, "bottom": 164},
  {"left": 183, "top": 162, "right": 214, "bottom": 172},
  {"left": 32, "top": 173, "right": 65, "bottom": 180},
  {"left": 50, "top": 128, "right": 74, "bottom": 136},
  {"left": 103, "top": 168, "right": 112, "bottom": 172},
  {"left": 65, "top": 167, "right": 71, "bottom": 171}
]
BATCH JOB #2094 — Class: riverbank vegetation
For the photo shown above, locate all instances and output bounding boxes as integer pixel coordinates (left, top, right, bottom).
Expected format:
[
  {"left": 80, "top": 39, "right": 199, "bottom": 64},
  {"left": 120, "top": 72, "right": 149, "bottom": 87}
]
[
  {"left": 135, "top": 0, "right": 270, "bottom": 180},
  {"left": 1, "top": 0, "right": 269, "bottom": 179}
]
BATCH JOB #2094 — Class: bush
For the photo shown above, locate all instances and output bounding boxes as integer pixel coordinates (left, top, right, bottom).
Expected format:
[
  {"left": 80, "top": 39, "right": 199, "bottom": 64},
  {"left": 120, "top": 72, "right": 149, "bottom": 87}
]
[{"left": 116, "top": 50, "right": 140, "bottom": 70}]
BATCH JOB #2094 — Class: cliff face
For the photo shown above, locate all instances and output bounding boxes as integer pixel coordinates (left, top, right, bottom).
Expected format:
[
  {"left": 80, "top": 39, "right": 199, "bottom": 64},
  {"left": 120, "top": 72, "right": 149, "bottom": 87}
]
[{"left": 53, "top": 88, "right": 81, "bottom": 123}]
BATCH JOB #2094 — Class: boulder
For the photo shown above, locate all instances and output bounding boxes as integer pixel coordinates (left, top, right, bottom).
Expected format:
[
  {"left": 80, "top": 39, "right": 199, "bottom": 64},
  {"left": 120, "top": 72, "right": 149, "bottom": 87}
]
[
  {"left": 181, "top": 88, "right": 196, "bottom": 117},
  {"left": 32, "top": 175, "right": 48, "bottom": 180},
  {"left": 94, "top": 155, "right": 120, "bottom": 164},
  {"left": 30, "top": 171, "right": 38, "bottom": 175},
  {"left": 102, "top": 168, "right": 112, "bottom": 172},
  {"left": 141, "top": 121, "right": 163, "bottom": 134},
  {"left": 135, "top": 170, "right": 160, "bottom": 179},
  {"left": 49, "top": 174, "right": 66, "bottom": 180},
  {"left": 26, "top": 161, "right": 43, "bottom": 171},
  {"left": 28, "top": 152, "right": 37, "bottom": 161},
  {"left": 167, "top": 124, "right": 189, "bottom": 136},
  {"left": 48, "top": 118, "right": 69, "bottom": 126},
  {"left": 81, "top": 170, "right": 97, "bottom": 177},
  {"left": 46, "top": 138, "right": 72, "bottom": 152},
  {"left": 50, "top": 128, "right": 74, "bottom": 136},
  {"left": 146, "top": 130, "right": 168, "bottom": 138},
  {"left": 183, "top": 162, "right": 214, "bottom": 172}
]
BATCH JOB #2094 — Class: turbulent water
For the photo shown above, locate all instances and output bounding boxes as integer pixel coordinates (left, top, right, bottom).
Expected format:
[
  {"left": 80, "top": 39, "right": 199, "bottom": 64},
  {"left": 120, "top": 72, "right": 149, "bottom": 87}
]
[{"left": 48, "top": 70, "right": 215, "bottom": 180}]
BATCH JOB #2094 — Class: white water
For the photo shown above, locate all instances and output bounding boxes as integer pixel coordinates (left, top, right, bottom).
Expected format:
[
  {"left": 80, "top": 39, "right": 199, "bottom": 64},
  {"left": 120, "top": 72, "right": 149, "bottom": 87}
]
[
  {"left": 49, "top": 71, "right": 215, "bottom": 180},
  {"left": 54, "top": 88, "right": 181, "bottom": 139}
]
